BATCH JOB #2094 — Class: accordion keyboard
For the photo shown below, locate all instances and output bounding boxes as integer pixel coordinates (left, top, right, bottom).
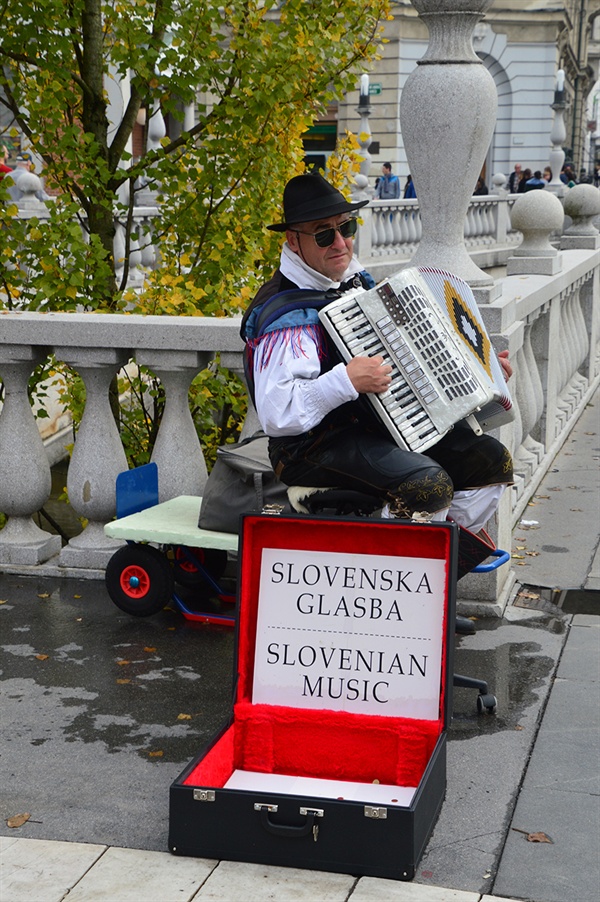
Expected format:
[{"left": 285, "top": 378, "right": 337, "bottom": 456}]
[{"left": 320, "top": 277, "right": 493, "bottom": 453}]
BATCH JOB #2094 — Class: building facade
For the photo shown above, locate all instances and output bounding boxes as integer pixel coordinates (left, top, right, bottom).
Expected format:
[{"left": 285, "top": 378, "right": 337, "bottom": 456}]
[{"left": 333, "top": 1, "right": 600, "bottom": 189}]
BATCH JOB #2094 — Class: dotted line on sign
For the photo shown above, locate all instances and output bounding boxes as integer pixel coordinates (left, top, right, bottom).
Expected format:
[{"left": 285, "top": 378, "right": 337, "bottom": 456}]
[{"left": 265, "top": 625, "right": 431, "bottom": 641}]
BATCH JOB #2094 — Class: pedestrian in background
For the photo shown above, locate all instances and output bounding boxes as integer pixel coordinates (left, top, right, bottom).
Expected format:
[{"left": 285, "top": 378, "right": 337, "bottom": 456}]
[{"left": 376, "top": 162, "right": 401, "bottom": 200}]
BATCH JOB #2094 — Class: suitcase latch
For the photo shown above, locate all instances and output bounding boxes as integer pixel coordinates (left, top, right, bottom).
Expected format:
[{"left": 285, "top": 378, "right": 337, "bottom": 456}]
[
  {"left": 253, "top": 803, "right": 278, "bottom": 812},
  {"left": 364, "top": 805, "right": 388, "bottom": 819},
  {"left": 193, "top": 789, "right": 216, "bottom": 802}
]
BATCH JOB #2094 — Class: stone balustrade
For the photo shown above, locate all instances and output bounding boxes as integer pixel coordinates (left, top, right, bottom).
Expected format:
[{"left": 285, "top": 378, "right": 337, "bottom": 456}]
[
  {"left": 10, "top": 178, "right": 521, "bottom": 292},
  {"left": 3, "top": 163, "right": 600, "bottom": 616},
  {"left": 1, "top": 222, "right": 598, "bottom": 617},
  {"left": 355, "top": 192, "right": 521, "bottom": 282}
]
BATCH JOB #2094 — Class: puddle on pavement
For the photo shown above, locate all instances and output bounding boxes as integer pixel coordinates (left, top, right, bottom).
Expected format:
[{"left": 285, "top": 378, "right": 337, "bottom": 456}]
[{"left": 449, "top": 615, "right": 567, "bottom": 738}]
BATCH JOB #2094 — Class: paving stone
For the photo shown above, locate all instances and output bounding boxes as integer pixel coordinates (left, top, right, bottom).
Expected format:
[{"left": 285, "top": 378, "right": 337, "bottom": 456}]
[
  {"left": 193, "top": 859, "right": 356, "bottom": 901},
  {"left": 66, "top": 846, "right": 218, "bottom": 901},
  {"left": 0, "top": 837, "right": 105, "bottom": 902},
  {"left": 351, "top": 876, "right": 480, "bottom": 901}
]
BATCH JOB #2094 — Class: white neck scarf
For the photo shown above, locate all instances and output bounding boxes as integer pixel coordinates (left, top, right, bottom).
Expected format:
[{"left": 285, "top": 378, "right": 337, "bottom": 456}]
[{"left": 279, "top": 241, "right": 363, "bottom": 291}]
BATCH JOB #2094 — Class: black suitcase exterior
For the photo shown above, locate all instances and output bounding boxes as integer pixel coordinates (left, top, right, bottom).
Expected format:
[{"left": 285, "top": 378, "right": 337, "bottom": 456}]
[{"left": 169, "top": 514, "right": 456, "bottom": 881}]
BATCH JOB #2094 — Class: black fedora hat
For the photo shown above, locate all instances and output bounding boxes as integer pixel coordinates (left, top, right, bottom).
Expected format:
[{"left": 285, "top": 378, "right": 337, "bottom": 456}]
[{"left": 267, "top": 173, "right": 369, "bottom": 232}]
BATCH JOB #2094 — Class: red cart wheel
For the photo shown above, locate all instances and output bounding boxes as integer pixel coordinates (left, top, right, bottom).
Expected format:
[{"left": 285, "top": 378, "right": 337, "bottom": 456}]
[
  {"left": 172, "top": 546, "right": 228, "bottom": 588},
  {"left": 105, "top": 544, "right": 174, "bottom": 617}
]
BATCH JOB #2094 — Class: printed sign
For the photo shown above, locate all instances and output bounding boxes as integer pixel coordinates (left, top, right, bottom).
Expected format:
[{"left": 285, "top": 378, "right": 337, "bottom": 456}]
[{"left": 252, "top": 547, "right": 446, "bottom": 720}]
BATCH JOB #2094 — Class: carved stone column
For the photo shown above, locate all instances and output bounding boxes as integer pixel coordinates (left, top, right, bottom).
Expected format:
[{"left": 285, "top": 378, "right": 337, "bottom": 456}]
[
  {"left": 56, "top": 350, "right": 129, "bottom": 569},
  {"left": 400, "top": 0, "right": 498, "bottom": 289},
  {"left": 0, "top": 348, "right": 61, "bottom": 564},
  {"left": 137, "top": 350, "right": 211, "bottom": 502}
]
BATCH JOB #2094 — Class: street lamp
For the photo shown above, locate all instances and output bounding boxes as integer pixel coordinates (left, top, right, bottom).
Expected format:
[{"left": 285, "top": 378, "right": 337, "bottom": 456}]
[{"left": 547, "top": 69, "right": 567, "bottom": 195}]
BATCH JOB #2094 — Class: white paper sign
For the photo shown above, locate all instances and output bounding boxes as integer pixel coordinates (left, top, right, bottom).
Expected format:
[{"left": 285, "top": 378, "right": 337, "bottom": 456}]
[{"left": 252, "top": 547, "right": 446, "bottom": 719}]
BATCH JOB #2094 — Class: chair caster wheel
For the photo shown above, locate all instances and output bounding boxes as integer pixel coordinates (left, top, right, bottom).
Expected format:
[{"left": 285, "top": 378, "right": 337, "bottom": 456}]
[
  {"left": 455, "top": 615, "right": 476, "bottom": 635},
  {"left": 477, "top": 693, "right": 497, "bottom": 715}
]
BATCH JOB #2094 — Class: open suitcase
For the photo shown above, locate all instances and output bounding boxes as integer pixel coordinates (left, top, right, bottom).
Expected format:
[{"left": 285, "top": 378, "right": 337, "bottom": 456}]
[{"left": 169, "top": 514, "right": 457, "bottom": 881}]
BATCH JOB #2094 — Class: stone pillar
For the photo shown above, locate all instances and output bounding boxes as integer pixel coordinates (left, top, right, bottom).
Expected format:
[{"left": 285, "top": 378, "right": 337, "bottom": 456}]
[
  {"left": 56, "top": 350, "right": 129, "bottom": 569},
  {"left": 400, "top": 0, "right": 498, "bottom": 290},
  {"left": 0, "top": 348, "right": 61, "bottom": 564}
]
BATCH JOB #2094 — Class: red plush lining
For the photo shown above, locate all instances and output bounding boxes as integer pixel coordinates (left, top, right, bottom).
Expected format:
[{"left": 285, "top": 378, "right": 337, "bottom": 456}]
[
  {"left": 184, "top": 517, "right": 450, "bottom": 793},
  {"left": 183, "top": 703, "right": 441, "bottom": 789}
]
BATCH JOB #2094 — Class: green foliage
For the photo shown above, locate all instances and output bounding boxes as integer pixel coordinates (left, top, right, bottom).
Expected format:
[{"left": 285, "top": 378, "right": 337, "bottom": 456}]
[
  {"left": 0, "top": 0, "right": 389, "bottom": 478},
  {"left": 1, "top": 0, "right": 389, "bottom": 313}
]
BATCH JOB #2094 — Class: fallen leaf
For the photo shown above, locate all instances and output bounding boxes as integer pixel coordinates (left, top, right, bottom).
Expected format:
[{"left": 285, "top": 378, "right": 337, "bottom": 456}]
[
  {"left": 35, "top": 654, "right": 49, "bottom": 661},
  {"left": 570, "top": 508, "right": 583, "bottom": 512},
  {"left": 512, "top": 827, "right": 554, "bottom": 843},
  {"left": 548, "top": 487, "right": 562, "bottom": 492},
  {"left": 7, "top": 813, "right": 30, "bottom": 828},
  {"left": 116, "top": 679, "right": 130, "bottom": 684},
  {"left": 74, "top": 594, "right": 81, "bottom": 599},
  {"left": 117, "top": 660, "right": 130, "bottom": 666},
  {"left": 518, "top": 591, "right": 540, "bottom": 599},
  {"left": 76, "top": 618, "right": 83, "bottom": 622},
  {"left": 535, "top": 495, "right": 550, "bottom": 500},
  {"left": 512, "top": 554, "right": 525, "bottom": 559},
  {"left": 515, "top": 545, "right": 527, "bottom": 550},
  {"left": 144, "top": 647, "right": 157, "bottom": 653},
  {"left": 515, "top": 725, "right": 524, "bottom": 731},
  {"left": 526, "top": 551, "right": 540, "bottom": 557},
  {"left": 37, "top": 593, "right": 50, "bottom": 599},
  {"left": 148, "top": 750, "right": 164, "bottom": 758},
  {"left": 177, "top": 713, "right": 192, "bottom": 720}
]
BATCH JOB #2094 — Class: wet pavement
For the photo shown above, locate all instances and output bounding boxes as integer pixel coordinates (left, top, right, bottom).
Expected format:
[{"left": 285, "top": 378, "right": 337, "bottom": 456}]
[
  {"left": 0, "top": 577, "right": 235, "bottom": 852},
  {"left": 0, "top": 569, "right": 579, "bottom": 894}
]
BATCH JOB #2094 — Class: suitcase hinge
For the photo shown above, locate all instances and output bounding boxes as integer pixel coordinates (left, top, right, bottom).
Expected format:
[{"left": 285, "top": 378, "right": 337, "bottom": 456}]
[
  {"left": 193, "top": 789, "right": 216, "bottom": 802},
  {"left": 364, "top": 805, "right": 388, "bottom": 819}
]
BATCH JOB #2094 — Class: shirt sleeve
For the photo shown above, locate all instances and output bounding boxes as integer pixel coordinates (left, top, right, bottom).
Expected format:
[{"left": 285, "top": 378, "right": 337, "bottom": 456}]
[{"left": 253, "top": 327, "right": 359, "bottom": 436}]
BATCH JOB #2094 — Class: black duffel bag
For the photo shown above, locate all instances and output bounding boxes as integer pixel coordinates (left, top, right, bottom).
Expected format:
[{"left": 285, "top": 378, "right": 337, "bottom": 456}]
[{"left": 198, "top": 431, "right": 291, "bottom": 533}]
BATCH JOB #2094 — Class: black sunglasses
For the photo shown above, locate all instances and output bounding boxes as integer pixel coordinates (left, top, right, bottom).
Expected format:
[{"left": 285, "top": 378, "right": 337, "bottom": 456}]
[{"left": 294, "top": 217, "right": 358, "bottom": 248}]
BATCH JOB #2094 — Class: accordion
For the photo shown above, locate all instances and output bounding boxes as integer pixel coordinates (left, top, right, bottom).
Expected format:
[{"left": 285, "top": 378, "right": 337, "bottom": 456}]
[{"left": 318, "top": 266, "right": 513, "bottom": 454}]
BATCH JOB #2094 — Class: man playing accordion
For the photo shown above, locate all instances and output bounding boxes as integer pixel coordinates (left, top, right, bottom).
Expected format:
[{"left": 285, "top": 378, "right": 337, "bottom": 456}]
[{"left": 240, "top": 173, "right": 513, "bottom": 580}]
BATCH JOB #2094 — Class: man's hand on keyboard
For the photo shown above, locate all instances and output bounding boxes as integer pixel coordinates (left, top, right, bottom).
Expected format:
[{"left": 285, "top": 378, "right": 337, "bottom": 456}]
[{"left": 346, "top": 355, "right": 393, "bottom": 394}]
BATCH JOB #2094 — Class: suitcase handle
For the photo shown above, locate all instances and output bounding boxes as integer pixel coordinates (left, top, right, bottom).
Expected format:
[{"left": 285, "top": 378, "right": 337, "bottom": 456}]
[{"left": 257, "top": 807, "right": 318, "bottom": 839}]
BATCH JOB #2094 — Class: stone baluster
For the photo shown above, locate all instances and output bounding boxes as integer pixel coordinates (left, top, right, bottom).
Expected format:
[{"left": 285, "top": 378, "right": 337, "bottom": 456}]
[
  {"left": 137, "top": 350, "right": 211, "bottom": 502},
  {"left": 56, "top": 350, "right": 129, "bottom": 569},
  {"left": 0, "top": 348, "right": 61, "bottom": 564},
  {"left": 512, "top": 339, "right": 539, "bottom": 482},
  {"left": 220, "top": 350, "right": 261, "bottom": 441},
  {"left": 400, "top": 0, "right": 498, "bottom": 291},
  {"left": 406, "top": 207, "right": 419, "bottom": 246},
  {"left": 521, "top": 320, "right": 545, "bottom": 463}
]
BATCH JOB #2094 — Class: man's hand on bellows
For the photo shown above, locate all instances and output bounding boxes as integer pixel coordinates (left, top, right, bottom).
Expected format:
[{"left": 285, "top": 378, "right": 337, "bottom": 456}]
[{"left": 347, "top": 356, "right": 393, "bottom": 394}]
